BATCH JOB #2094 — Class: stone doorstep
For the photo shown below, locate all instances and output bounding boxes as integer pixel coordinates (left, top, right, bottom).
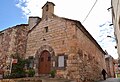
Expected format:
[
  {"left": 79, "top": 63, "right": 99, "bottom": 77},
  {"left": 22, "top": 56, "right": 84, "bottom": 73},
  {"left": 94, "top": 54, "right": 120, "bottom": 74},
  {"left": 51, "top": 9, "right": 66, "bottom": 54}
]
[
  {"left": 0, "top": 77, "right": 76, "bottom": 82},
  {"left": 41, "top": 78, "right": 76, "bottom": 82}
]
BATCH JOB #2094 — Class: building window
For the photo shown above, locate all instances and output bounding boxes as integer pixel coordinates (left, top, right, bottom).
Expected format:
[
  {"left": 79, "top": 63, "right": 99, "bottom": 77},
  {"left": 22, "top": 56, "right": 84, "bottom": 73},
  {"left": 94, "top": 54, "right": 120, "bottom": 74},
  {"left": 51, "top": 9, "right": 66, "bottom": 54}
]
[
  {"left": 44, "top": 26, "right": 48, "bottom": 32},
  {"left": 46, "top": 5, "right": 48, "bottom": 11},
  {"left": 58, "top": 55, "right": 65, "bottom": 67},
  {"left": 55, "top": 54, "right": 68, "bottom": 69}
]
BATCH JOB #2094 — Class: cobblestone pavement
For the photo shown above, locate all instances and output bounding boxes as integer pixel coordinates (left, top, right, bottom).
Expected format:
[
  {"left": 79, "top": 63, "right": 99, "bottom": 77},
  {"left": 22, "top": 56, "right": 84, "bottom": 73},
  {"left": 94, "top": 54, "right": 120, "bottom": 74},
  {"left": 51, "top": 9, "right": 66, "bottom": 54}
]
[{"left": 99, "top": 78, "right": 120, "bottom": 82}]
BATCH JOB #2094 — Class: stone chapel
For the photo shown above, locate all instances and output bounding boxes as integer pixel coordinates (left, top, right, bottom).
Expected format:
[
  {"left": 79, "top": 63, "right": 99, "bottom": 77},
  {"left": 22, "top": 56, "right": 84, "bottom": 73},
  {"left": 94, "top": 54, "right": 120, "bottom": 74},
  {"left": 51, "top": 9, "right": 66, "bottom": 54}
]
[{"left": 0, "top": 1, "right": 106, "bottom": 82}]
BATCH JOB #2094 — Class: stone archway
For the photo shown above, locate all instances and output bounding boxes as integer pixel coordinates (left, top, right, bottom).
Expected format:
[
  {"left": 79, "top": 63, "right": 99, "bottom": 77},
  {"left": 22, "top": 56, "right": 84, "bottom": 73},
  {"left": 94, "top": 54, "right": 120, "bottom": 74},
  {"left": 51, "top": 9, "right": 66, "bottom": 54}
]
[{"left": 35, "top": 45, "right": 55, "bottom": 75}]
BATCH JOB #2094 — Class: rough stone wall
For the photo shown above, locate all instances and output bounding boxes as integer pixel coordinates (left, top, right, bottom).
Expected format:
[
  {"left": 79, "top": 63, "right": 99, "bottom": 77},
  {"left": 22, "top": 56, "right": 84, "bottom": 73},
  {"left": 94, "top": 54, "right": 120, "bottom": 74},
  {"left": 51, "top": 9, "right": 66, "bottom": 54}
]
[
  {"left": 26, "top": 15, "right": 106, "bottom": 82},
  {"left": 66, "top": 22, "right": 106, "bottom": 82},
  {"left": 14, "top": 25, "right": 28, "bottom": 57},
  {"left": 105, "top": 56, "right": 115, "bottom": 78},
  {"left": 111, "top": 0, "right": 120, "bottom": 63},
  {"left": 106, "top": 58, "right": 110, "bottom": 77},
  {"left": 0, "top": 25, "right": 28, "bottom": 66},
  {"left": 26, "top": 16, "right": 71, "bottom": 57}
]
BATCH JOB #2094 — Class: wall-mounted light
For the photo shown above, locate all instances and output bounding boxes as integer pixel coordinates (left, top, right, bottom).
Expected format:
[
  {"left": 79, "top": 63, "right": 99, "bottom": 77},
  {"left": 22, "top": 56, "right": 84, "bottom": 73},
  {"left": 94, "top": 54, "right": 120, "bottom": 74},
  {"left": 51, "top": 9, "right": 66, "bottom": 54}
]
[
  {"left": 107, "top": 7, "right": 113, "bottom": 11},
  {"left": 109, "top": 24, "right": 113, "bottom": 26},
  {"left": 107, "top": 35, "right": 113, "bottom": 38}
]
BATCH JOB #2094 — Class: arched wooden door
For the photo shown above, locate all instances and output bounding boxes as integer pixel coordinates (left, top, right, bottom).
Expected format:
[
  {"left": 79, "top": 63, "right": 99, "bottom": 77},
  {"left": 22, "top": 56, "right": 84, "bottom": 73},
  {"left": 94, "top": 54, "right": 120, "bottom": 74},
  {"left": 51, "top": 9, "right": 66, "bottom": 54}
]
[{"left": 39, "top": 50, "right": 51, "bottom": 74}]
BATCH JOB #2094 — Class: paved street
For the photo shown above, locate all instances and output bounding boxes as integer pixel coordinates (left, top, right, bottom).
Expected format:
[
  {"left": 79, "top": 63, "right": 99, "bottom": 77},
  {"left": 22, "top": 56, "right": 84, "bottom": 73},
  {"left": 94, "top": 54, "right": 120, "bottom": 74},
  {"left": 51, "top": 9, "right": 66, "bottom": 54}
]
[{"left": 99, "top": 78, "right": 120, "bottom": 82}]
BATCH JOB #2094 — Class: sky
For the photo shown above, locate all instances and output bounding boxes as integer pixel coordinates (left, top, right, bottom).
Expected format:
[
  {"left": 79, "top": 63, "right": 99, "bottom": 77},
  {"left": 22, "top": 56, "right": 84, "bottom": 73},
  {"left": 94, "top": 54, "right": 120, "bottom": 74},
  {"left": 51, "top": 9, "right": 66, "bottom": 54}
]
[{"left": 0, "top": 0, "right": 118, "bottom": 59}]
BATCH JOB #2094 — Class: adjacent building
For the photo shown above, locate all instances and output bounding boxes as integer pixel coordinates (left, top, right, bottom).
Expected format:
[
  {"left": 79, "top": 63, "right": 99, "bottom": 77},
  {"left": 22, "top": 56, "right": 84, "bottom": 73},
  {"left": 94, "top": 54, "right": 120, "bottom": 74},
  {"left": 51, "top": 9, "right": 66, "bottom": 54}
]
[
  {"left": 111, "top": 0, "right": 120, "bottom": 64},
  {"left": 105, "top": 55, "right": 115, "bottom": 78},
  {"left": 114, "top": 59, "right": 120, "bottom": 78},
  {"left": 0, "top": 1, "right": 106, "bottom": 82},
  {"left": 110, "top": 0, "right": 120, "bottom": 78}
]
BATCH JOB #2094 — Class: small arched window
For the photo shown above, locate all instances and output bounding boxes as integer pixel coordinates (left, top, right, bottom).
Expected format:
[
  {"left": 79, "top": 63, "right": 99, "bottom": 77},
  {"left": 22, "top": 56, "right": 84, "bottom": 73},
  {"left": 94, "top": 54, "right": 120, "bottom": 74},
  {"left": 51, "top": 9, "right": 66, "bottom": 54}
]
[
  {"left": 44, "top": 26, "right": 48, "bottom": 32},
  {"left": 46, "top": 5, "right": 48, "bottom": 11}
]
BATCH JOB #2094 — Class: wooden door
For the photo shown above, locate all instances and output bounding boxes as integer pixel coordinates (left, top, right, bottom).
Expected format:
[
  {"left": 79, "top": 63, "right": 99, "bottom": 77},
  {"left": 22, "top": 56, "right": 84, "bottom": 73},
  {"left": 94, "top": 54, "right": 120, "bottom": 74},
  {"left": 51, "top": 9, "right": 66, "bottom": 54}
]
[{"left": 39, "top": 50, "right": 51, "bottom": 74}]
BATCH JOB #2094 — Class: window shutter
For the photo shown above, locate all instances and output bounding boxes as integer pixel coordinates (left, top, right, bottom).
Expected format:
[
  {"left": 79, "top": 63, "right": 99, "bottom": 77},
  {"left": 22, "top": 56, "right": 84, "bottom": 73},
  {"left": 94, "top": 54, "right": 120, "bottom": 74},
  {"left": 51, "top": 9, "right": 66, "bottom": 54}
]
[
  {"left": 55, "top": 56, "right": 58, "bottom": 67},
  {"left": 64, "top": 55, "right": 68, "bottom": 67},
  {"left": 54, "top": 54, "right": 68, "bottom": 69}
]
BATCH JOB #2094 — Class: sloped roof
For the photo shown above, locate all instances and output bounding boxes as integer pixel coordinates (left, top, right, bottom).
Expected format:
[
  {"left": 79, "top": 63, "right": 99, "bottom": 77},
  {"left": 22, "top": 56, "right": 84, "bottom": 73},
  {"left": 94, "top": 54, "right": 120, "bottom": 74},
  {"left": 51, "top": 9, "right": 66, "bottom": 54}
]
[
  {"left": 0, "top": 24, "right": 28, "bottom": 33},
  {"left": 62, "top": 17, "right": 106, "bottom": 55}
]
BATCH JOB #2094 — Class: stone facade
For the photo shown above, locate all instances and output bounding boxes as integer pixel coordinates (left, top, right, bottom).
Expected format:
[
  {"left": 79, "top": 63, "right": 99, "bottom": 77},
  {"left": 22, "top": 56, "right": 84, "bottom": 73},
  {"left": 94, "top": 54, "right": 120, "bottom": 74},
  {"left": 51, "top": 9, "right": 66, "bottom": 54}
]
[
  {"left": 114, "top": 59, "right": 120, "bottom": 77},
  {"left": 111, "top": 0, "right": 120, "bottom": 63},
  {"left": 0, "top": 24, "right": 28, "bottom": 70},
  {"left": 105, "top": 55, "right": 115, "bottom": 78},
  {"left": 0, "top": 1, "right": 106, "bottom": 82}
]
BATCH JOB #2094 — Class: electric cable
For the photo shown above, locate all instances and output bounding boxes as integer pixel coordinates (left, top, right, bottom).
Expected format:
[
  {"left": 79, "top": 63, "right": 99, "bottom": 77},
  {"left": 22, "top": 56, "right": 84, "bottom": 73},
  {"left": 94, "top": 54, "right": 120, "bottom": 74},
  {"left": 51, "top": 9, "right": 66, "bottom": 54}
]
[{"left": 82, "top": 0, "right": 98, "bottom": 23}]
